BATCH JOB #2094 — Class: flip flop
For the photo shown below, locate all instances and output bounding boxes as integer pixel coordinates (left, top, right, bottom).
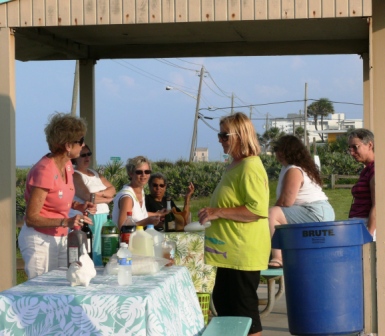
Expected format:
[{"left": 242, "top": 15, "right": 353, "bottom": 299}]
[{"left": 268, "top": 259, "right": 283, "bottom": 269}]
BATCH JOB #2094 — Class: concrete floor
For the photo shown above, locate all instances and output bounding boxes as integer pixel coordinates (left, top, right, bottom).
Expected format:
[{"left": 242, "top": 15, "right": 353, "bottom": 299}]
[{"left": 258, "top": 283, "right": 290, "bottom": 335}]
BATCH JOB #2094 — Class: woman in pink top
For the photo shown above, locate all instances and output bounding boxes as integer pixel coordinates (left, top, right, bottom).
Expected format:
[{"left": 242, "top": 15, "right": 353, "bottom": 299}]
[{"left": 18, "top": 113, "right": 96, "bottom": 279}]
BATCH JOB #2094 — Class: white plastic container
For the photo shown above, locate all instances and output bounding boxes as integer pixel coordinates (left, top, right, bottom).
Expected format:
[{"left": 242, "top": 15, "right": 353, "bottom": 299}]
[
  {"left": 129, "top": 226, "right": 155, "bottom": 257},
  {"left": 117, "top": 242, "right": 132, "bottom": 285},
  {"left": 146, "top": 225, "right": 165, "bottom": 258}
]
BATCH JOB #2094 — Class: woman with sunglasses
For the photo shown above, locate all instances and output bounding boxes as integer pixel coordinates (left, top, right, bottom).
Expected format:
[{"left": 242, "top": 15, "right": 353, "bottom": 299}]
[
  {"left": 145, "top": 172, "right": 194, "bottom": 230},
  {"left": 18, "top": 113, "right": 96, "bottom": 279},
  {"left": 112, "top": 156, "right": 161, "bottom": 229},
  {"left": 198, "top": 112, "right": 270, "bottom": 336},
  {"left": 347, "top": 128, "right": 376, "bottom": 240},
  {"left": 70, "top": 144, "right": 116, "bottom": 266},
  {"left": 268, "top": 135, "right": 335, "bottom": 269}
]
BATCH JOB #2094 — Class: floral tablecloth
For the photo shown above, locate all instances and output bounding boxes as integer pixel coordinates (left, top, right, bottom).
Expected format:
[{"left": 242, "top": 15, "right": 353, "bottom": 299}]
[
  {"left": 166, "top": 232, "right": 216, "bottom": 293},
  {"left": 0, "top": 267, "right": 204, "bottom": 336}
]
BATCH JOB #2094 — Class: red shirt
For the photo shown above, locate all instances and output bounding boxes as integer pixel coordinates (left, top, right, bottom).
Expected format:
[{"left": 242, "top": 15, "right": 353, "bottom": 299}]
[
  {"left": 25, "top": 155, "right": 75, "bottom": 236},
  {"left": 349, "top": 161, "right": 375, "bottom": 219}
]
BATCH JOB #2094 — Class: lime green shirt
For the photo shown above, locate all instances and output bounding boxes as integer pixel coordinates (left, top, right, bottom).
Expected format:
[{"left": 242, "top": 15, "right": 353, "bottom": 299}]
[{"left": 205, "top": 156, "right": 271, "bottom": 270}]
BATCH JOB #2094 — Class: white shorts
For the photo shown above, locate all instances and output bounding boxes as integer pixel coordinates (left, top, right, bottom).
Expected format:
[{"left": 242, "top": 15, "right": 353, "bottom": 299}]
[{"left": 18, "top": 224, "right": 68, "bottom": 279}]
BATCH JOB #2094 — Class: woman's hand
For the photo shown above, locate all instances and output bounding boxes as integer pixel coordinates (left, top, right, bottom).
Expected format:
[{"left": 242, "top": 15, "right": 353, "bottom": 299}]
[
  {"left": 67, "top": 213, "right": 93, "bottom": 229},
  {"left": 74, "top": 201, "right": 97, "bottom": 214},
  {"left": 198, "top": 207, "right": 220, "bottom": 224},
  {"left": 185, "top": 182, "right": 195, "bottom": 198},
  {"left": 147, "top": 215, "right": 161, "bottom": 225}
]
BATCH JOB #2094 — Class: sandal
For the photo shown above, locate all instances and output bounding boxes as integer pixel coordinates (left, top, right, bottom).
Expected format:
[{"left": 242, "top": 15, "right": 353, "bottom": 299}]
[{"left": 268, "top": 259, "right": 283, "bottom": 269}]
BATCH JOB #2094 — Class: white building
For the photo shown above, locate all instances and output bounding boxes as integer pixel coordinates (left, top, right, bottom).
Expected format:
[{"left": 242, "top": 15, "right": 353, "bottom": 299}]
[
  {"left": 193, "top": 147, "right": 209, "bottom": 162},
  {"left": 271, "top": 113, "right": 363, "bottom": 141}
]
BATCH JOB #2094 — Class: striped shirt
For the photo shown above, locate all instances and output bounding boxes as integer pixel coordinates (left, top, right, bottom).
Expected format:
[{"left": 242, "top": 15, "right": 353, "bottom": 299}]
[{"left": 349, "top": 161, "right": 375, "bottom": 218}]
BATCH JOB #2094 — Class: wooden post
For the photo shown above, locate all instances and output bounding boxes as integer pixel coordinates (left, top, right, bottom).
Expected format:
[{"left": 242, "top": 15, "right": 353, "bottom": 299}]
[
  {"left": 331, "top": 174, "right": 336, "bottom": 189},
  {"left": 363, "top": 242, "right": 377, "bottom": 333}
]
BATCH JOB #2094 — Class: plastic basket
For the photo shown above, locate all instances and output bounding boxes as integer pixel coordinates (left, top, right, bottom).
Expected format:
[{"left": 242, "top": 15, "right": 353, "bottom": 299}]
[{"left": 196, "top": 292, "right": 210, "bottom": 325}]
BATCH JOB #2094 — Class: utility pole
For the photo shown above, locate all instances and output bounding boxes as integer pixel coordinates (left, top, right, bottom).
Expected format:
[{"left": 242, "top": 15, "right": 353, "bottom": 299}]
[
  {"left": 71, "top": 60, "right": 79, "bottom": 116},
  {"left": 189, "top": 66, "right": 204, "bottom": 162},
  {"left": 265, "top": 113, "right": 270, "bottom": 131},
  {"left": 249, "top": 106, "right": 252, "bottom": 119},
  {"left": 231, "top": 93, "right": 234, "bottom": 114},
  {"left": 303, "top": 83, "right": 308, "bottom": 148},
  {"left": 299, "top": 110, "right": 302, "bottom": 127}
]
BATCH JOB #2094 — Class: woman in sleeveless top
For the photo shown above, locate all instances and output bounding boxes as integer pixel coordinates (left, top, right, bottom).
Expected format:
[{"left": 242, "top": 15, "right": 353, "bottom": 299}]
[{"left": 70, "top": 145, "right": 116, "bottom": 266}]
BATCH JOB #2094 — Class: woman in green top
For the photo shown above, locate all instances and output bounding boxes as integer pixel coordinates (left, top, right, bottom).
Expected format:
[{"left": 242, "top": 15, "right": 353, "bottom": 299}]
[{"left": 198, "top": 112, "right": 270, "bottom": 336}]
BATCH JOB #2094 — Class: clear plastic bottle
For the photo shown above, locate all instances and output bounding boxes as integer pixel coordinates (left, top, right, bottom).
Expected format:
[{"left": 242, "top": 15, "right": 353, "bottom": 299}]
[
  {"left": 162, "top": 238, "right": 176, "bottom": 266},
  {"left": 129, "top": 226, "right": 154, "bottom": 256},
  {"left": 146, "top": 224, "right": 165, "bottom": 258},
  {"left": 120, "top": 211, "right": 136, "bottom": 245},
  {"left": 67, "top": 226, "right": 87, "bottom": 267},
  {"left": 117, "top": 242, "right": 132, "bottom": 285},
  {"left": 101, "top": 215, "right": 119, "bottom": 266}
]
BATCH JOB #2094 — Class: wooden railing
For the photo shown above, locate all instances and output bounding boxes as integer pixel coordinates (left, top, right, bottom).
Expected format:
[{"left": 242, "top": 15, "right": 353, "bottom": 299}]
[{"left": 329, "top": 174, "right": 359, "bottom": 189}]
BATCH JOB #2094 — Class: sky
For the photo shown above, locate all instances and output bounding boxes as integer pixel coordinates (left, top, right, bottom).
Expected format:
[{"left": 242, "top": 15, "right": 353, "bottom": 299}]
[{"left": 16, "top": 54, "right": 364, "bottom": 165}]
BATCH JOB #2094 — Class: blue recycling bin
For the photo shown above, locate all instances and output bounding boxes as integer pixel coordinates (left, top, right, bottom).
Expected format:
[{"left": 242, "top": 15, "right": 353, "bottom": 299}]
[{"left": 272, "top": 219, "right": 373, "bottom": 336}]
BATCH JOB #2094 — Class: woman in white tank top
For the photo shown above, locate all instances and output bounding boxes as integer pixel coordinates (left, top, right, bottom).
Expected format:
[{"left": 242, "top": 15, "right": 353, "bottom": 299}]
[
  {"left": 268, "top": 135, "right": 335, "bottom": 268},
  {"left": 70, "top": 145, "right": 116, "bottom": 266}
]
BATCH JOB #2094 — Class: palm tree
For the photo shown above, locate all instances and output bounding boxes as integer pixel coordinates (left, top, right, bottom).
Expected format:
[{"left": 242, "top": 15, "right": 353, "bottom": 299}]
[
  {"left": 262, "top": 127, "right": 285, "bottom": 152},
  {"left": 307, "top": 98, "right": 335, "bottom": 142},
  {"left": 294, "top": 126, "right": 305, "bottom": 140}
]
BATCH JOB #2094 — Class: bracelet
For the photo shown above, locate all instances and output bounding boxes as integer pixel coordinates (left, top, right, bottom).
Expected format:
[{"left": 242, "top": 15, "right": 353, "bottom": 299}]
[{"left": 60, "top": 219, "right": 65, "bottom": 227}]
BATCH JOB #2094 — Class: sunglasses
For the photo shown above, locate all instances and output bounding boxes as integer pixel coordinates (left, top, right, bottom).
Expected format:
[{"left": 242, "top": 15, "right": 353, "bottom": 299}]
[
  {"left": 152, "top": 183, "right": 165, "bottom": 188},
  {"left": 347, "top": 144, "right": 361, "bottom": 153},
  {"left": 135, "top": 170, "right": 152, "bottom": 175},
  {"left": 217, "top": 132, "right": 236, "bottom": 142},
  {"left": 74, "top": 136, "right": 85, "bottom": 146},
  {"left": 80, "top": 151, "right": 92, "bottom": 158}
]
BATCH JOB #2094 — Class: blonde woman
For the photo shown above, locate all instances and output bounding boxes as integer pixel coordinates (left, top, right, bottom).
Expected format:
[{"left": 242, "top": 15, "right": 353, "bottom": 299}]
[
  {"left": 198, "top": 112, "right": 270, "bottom": 336},
  {"left": 112, "top": 156, "right": 162, "bottom": 228}
]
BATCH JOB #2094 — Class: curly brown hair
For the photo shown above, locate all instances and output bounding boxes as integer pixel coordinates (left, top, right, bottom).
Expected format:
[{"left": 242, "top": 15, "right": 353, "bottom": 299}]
[
  {"left": 44, "top": 113, "right": 87, "bottom": 154},
  {"left": 273, "top": 135, "right": 322, "bottom": 186}
]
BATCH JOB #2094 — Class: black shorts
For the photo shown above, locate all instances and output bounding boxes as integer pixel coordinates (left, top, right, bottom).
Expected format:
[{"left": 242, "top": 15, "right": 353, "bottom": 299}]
[{"left": 212, "top": 267, "right": 262, "bottom": 334}]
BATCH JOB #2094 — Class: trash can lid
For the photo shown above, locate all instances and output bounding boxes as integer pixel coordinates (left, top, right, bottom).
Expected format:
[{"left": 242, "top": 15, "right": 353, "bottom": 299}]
[{"left": 272, "top": 219, "right": 373, "bottom": 250}]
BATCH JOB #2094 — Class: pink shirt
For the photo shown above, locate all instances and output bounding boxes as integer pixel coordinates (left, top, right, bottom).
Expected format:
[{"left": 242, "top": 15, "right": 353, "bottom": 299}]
[{"left": 25, "top": 155, "right": 75, "bottom": 236}]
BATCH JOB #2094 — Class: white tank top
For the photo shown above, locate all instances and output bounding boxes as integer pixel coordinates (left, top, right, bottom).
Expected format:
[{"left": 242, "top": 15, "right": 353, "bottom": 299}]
[
  {"left": 112, "top": 185, "right": 148, "bottom": 224},
  {"left": 69, "top": 168, "right": 110, "bottom": 216},
  {"left": 276, "top": 165, "right": 328, "bottom": 205}
]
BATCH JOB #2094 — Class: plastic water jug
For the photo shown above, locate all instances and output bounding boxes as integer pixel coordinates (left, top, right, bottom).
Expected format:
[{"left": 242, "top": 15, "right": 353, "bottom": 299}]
[
  {"left": 146, "top": 224, "right": 165, "bottom": 258},
  {"left": 129, "top": 226, "right": 154, "bottom": 256}
]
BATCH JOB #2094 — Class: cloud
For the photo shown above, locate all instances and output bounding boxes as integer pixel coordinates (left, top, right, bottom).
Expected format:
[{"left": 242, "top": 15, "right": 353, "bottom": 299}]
[
  {"left": 290, "top": 56, "right": 306, "bottom": 70},
  {"left": 99, "top": 77, "right": 121, "bottom": 97},
  {"left": 254, "top": 84, "right": 288, "bottom": 99},
  {"left": 119, "top": 75, "right": 135, "bottom": 88}
]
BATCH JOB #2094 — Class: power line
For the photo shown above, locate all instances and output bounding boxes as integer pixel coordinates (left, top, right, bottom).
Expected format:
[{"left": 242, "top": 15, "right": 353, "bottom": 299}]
[
  {"left": 175, "top": 58, "right": 203, "bottom": 66},
  {"left": 155, "top": 58, "right": 198, "bottom": 72},
  {"left": 205, "top": 72, "right": 232, "bottom": 98}
]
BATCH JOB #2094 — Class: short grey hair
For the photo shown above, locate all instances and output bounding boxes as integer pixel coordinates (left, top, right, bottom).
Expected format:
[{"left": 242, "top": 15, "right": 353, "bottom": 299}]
[
  {"left": 125, "top": 156, "right": 152, "bottom": 176},
  {"left": 148, "top": 172, "right": 168, "bottom": 187},
  {"left": 348, "top": 128, "right": 374, "bottom": 150}
]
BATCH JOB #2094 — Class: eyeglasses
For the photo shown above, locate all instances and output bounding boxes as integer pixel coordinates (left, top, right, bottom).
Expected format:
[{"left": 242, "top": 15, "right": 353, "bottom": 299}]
[
  {"left": 217, "top": 132, "right": 237, "bottom": 142},
  {"left": 152, "top": 183, "right": 165, "bottom": 188},
  {"left": 347, "top": 144, "right": 362, "bottom": 153},
  {"left": 135, "top": 170, "right": 152, "bottom": 175},
  {"left": 80, "top": 151, "right": 92, "bottom": 158},
  {"left": 74, "top": 136, "right": 85, "bottom": 146}
]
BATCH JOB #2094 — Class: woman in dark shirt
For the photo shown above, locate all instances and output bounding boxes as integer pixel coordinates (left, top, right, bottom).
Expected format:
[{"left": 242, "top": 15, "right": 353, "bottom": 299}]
[
  {"left": 347, "top": 128, "right": 375, "bottom": 240},
  {"left": 145, "top": 173, "right": 194, "bottom": 229}
]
